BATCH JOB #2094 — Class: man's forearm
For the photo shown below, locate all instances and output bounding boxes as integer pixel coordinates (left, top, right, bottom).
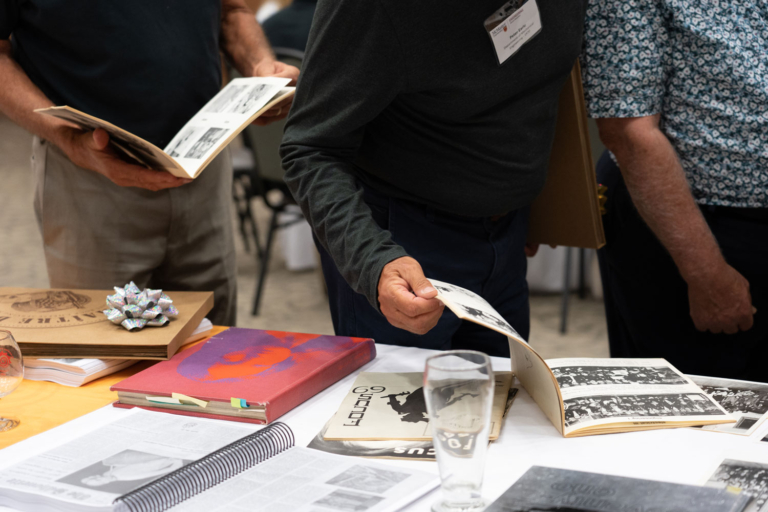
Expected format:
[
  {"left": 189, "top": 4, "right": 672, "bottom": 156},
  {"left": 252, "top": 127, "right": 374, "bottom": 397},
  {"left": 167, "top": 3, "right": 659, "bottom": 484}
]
[
  {"left": 0, "top": 40, "right": 75, "bottom": 149},
  {"left": 597, "top": 116, "right": 724, "bottom": 281},
  {"left": 220, "top": 0, "right": 274, "bottom": 76}
]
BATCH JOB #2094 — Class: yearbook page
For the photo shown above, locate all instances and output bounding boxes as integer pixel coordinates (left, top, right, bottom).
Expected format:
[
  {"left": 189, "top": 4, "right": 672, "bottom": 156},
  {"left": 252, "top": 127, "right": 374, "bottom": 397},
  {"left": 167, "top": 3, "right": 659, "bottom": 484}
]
[
  {"left": 689, "top": 376, "right": 768, "bottom": 436},
  {"left": 163, "top": 77, "right": 292, "bottom": 177},
  {"left": 705, "top": 458, "right": 768, "bottom": 512},
  {"left": 549, "top": 358, "right": 732, "bottom": 436}
]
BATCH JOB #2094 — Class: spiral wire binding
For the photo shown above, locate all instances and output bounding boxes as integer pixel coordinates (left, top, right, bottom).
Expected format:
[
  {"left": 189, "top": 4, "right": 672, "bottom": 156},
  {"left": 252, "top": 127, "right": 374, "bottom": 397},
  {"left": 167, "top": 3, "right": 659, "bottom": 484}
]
[{"left": 113, "top": 422, "right": 294, "bottom": 512}]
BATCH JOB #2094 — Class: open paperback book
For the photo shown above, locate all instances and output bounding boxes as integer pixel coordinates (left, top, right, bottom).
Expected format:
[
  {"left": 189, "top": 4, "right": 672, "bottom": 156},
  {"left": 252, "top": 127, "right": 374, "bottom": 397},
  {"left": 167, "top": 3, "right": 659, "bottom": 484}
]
[
  {"left": 429, "top": 279, "right": 734, "bottom": 437},
  {"left": 23, "top": 319, "right": 213, "bottom": 387},
  {"left": 0, "top": 409, "right": 438, "bottom": 512},
  {"left": 35, "top": 77, "right": 294, "bottom": 179}
]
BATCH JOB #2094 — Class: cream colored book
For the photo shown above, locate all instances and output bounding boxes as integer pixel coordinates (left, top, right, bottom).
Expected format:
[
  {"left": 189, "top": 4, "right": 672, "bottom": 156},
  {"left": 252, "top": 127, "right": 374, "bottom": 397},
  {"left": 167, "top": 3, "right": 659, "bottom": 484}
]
[
  {"left": 429, "top": 279, "right": 735, "bottom": 437},
  {"left": 35, "top": 77, "right": 294, "bottom": 179},
  {"left": 324, "top": 371, "right": 513, "bottom": 441}
]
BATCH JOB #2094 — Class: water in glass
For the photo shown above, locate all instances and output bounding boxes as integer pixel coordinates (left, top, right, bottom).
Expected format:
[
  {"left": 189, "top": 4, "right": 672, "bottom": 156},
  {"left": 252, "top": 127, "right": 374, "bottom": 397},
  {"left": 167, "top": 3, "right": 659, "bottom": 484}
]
[
  {"left": 424, "top": 350, "right": 493, "bottom": 512},
  {"left": 0, "top": 330, "right": 23, "bottom": 432}
]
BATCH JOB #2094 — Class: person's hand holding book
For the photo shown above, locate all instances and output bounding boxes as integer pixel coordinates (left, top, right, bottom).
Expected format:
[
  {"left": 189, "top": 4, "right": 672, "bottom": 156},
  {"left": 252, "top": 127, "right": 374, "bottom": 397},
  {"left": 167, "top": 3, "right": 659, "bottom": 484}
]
[
  {"left": 250, "top": 59, "right": 299, "bottom": 126},
  {"left": 57, "top": 127, "right": 191, "bottom": 191}
]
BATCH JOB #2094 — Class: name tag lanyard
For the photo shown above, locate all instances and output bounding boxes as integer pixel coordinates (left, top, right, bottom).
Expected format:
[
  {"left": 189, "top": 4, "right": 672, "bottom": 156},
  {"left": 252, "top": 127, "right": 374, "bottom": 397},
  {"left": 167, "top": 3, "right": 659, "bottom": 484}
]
[{"left": 484, "top": 0, "right": 543, "bottom": 65}]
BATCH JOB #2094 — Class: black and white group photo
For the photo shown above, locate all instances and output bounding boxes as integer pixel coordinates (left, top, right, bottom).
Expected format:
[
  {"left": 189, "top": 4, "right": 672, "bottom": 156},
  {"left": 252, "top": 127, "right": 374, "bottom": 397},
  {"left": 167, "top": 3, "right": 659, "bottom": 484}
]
[
  {"left": 695, "top": 382, "right": 768, "bottom": 417},
  {"left": 707, "top": 460, "right": 768, "bottom": 512},
  {"left": 564, "top": 393, "right": 724, "bottom": 428},
  {"left": 553, "top": 365, "right": 688, "bottom": 389},
  {"left": 184, "top": 127, "right": 230, "bottom": 159}
]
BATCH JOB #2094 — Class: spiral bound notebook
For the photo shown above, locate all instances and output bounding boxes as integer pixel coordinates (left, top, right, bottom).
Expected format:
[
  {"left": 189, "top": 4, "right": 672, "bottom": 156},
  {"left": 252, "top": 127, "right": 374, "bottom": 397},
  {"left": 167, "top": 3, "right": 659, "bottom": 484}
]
[{"left": 0, "top": 409, "right": 438, "bottom": 512}]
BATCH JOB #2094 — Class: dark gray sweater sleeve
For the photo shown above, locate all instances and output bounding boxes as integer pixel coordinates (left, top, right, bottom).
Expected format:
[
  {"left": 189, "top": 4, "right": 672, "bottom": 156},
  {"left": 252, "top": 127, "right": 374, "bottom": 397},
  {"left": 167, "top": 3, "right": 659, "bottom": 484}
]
[{"left": 281, "top": 0, "right": 409, "bottom": 312}]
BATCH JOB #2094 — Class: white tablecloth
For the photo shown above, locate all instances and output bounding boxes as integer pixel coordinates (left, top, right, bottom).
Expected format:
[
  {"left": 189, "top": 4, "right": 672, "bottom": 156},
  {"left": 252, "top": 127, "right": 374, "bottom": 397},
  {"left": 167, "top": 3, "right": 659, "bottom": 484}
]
[{"left": 1, "top": 344, "right": 767, "bottom": 511}]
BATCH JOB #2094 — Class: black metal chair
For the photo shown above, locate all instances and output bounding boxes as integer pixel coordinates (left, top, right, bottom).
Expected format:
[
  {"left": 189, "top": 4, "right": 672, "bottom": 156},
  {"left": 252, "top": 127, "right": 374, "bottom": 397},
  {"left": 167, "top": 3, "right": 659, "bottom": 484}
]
[{"left": 229, "top": 51, "right": 305, "bottom": 316}]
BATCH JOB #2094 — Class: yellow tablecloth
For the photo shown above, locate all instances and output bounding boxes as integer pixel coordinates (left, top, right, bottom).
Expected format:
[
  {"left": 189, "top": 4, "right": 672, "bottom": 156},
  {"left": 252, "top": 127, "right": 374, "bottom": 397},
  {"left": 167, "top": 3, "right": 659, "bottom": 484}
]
[{"left": 0, "top": 326, "right": 228, "bottom": 450}]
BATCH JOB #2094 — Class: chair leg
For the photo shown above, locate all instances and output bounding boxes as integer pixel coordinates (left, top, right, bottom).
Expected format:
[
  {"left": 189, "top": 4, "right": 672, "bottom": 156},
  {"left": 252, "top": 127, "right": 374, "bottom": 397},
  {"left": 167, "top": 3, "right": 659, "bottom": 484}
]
[
  {"left": 578, "top": 248, "right": 587, "bottom": 299},
  {"left": 244, "top": 200, "right": 263, "bottom": 261},
  {"left": 252, "top": 210, "right": 279, "bottom": 316},
  {"left": 560, "top": 247, "right": 573, "bottom": 334}
]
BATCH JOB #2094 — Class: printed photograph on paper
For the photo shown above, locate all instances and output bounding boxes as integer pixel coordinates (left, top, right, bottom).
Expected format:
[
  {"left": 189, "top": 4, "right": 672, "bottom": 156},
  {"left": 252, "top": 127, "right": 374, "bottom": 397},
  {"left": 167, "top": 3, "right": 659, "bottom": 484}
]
[
  {"left": 706, "top": 459, "right": 768, "bottom": 512},
  {"left": 184, "top": 127, "right": 230, "bottom": 159},
  {"left": 227, "top": 84, "right": 272, "bottom": 114},
  {"left": 553, "top": 365, "right": 688, "bottom": 388},
  {"left": 313, "top": 489, "right": 385, "bottom": 512},
  {"left": 166, "top": 126, "right": 205, "bottom": 158},
  {"left": 56, "top": 449, "right": 191, "bottom": 495},
  {"left": 204, "top": 84, "right": 249, "bottom": 113},
  {"left": 690, "top": 376, "right": 768, "bottom": 436},
  {"left": 564, "top": 393, "right": 724, "bottom": 429},
  {"left": 430, "top": 279, "right": 522, "bottom": 340},
  {"left": 327, "top": 465, "right": 410, "bottom": 494}
]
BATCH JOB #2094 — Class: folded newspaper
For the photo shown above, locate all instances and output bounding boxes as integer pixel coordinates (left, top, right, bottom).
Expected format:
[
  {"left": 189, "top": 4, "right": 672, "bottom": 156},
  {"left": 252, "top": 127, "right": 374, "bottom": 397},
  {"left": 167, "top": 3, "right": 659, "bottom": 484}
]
[
  {"left": 429, "top": 279, "right": 734, "bottom": 437},
  {"left": 0, "top": 409, "right": 438, "bottom": 512}
]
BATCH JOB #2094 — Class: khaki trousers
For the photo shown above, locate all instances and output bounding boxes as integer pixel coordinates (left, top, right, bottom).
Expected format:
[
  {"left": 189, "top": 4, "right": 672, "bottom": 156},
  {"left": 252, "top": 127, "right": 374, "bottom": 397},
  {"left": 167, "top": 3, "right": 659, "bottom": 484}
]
[{"left": 32, "top": 137, "right": 237, "bottom": 325}]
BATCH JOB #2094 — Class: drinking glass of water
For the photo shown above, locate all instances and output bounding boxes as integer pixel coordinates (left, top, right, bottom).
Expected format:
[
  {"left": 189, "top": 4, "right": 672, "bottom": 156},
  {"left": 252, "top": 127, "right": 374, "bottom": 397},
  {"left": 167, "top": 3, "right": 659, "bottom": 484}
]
[
  {"left": 424, "top": 350, "right": 494, "bottom": 512},
  {"left": 0, "top": 330, "right": 23, "bottom": 432}
]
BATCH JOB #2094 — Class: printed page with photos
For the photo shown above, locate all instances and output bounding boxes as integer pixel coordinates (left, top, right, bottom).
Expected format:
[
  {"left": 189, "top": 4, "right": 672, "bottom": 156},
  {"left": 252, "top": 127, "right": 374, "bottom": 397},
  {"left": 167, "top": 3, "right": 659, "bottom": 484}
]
[
  {"left": 0, "top": 408, "right": 260, "bottom": 511},
  {"left": 430, "top": 278, "right": 734, "bottom": 437},
  {"left": 35, "top": 77, "right": 294, "bottom": 179},
  {"left": 163, "top": 77, "right": 292, "bottom": 177},
  {"left": 705, "top": 458, "right": 768, "bottom": 512},
  {"left": 689, "top": 375, "right": 768, "bottom": 436},
  {"left": 166, "top": 446, "right": 438, "bottom": 512},
  {"left": 548, "top": 358, "right": 733, "bottom": 436},
  {"left": 0, "top": 409, "right": 438, "bottom": 512}
]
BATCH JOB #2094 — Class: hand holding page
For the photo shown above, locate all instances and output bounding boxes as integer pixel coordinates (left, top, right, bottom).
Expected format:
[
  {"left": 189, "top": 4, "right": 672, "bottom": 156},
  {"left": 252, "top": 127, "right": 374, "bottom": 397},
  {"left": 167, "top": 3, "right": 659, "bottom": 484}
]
[{"left": 35, "top": 77, "right": 295, "bottom": 179}]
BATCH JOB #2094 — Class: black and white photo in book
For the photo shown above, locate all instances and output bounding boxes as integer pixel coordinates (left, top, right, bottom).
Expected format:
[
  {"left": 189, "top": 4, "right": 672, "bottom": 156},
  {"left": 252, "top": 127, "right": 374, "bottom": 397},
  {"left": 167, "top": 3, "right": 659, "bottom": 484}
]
[
  {"left": 706, "top": 459, "right": 768, "bottom": 512},
  {"left": 228, "top": 84, "right": 272, "bottom": 114},
  {"left": 167, "top": 127, "right": 205, "bottom": 158},
  {"left": 57, "top": 450, "right": 192, "bottom": 495},
  {"left": 690, "top": 376, "right": 768, "bottom": 436},
  {"left": 184, "top": 127, "right": 230, "bottom": 159},
  {"left": 430, "top": 279, "right": 522, "bottom": 340},
  {"left": 553, "top": 365, "right": 688, "bottom": 388},
  {"left": 204, "top": 84, "right": 249, "bottom": 113},
  {"left": 564, "top": 393, "right": 724, "bottom": 429}
]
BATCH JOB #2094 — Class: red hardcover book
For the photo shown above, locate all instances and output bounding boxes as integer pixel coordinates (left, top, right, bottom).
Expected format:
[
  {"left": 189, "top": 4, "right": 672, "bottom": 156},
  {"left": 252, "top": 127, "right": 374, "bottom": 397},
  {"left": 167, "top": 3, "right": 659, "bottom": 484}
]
[{"left": 111, "top": 327, "right": 376, "bottom": 423}]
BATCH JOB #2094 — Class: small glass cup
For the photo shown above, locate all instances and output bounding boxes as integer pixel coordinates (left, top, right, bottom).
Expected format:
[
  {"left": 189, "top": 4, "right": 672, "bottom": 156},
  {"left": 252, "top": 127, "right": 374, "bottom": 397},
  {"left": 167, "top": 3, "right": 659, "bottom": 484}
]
[
  {"left": 424, "top": 350, "right": 494, "bottom": 512},
  {"left": 0, "top": 330, "right": 23, "bottom": 432}
]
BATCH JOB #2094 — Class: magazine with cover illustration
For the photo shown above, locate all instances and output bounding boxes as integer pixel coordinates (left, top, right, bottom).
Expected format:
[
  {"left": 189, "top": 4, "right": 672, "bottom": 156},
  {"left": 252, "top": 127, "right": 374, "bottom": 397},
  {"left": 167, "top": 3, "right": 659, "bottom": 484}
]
[{"left": 324, "top": 371, "right": 512, "bottom": 441}]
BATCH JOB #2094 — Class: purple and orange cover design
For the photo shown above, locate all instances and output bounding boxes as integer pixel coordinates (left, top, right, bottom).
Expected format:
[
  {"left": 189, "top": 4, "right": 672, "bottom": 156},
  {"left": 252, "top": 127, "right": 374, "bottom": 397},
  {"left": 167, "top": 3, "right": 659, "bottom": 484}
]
[{"left": 112, "top": 327, "right": 376, "bottom": 423}]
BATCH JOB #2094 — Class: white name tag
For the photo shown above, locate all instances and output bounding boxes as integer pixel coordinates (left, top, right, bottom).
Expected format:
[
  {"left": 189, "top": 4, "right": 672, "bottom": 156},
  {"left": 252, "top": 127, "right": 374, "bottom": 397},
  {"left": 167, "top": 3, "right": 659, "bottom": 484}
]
[{"left": 485, "top": 0, "right": 542, "bottom": 65}]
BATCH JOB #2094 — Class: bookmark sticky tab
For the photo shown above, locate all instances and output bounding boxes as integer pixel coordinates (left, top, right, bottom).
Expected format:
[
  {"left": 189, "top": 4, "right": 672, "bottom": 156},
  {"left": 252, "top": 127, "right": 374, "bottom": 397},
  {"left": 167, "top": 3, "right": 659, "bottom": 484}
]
[
  {"left": 147, "top": 396, "right": 182, "bottom": 405},
  {"left": 231, "top": 398, "right": 249, "bottom": 409},
  {"left": 171, "top": 392, "right": 208, "bottom": 408}
]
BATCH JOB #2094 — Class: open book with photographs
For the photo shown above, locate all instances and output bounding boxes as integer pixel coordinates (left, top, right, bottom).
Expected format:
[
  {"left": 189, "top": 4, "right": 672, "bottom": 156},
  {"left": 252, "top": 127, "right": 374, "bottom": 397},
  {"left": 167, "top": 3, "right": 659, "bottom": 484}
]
[
  {"left": 429, "top": 279, "right": 735, "bottom": 437},
  {"left": 0, "top": 409, "right": 437, "bottom": 512},
  {"left": 34, "top": 77, "right": 294, "bottom": 179}
]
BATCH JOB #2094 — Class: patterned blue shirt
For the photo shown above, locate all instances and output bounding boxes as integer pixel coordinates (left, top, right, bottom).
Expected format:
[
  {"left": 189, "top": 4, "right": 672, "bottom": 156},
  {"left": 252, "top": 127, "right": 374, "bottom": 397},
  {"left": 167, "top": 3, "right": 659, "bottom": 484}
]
[{"left": 582, "top": 0, "right": 768, "bottom": 208}]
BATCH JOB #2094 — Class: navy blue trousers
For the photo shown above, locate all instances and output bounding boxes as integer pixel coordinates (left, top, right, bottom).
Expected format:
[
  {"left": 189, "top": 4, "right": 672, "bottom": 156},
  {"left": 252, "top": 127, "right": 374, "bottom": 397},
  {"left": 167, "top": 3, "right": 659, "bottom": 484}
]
[
  {"left": 316, "top": 185, "right": 530, "bottom": 358},
  {"left": 596, "top": 152, "right": 768, "bottom": 382}
]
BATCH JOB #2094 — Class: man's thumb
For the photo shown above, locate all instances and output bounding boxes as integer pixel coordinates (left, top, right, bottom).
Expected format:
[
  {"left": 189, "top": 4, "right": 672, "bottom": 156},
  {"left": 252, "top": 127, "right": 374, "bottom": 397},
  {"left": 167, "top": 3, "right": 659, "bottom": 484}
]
[
  {"left": 401, "top": 263, "right": 436, "bottom": 299},
  {"left": 91, "top": 128, "right": 110, "bottom": 150}
]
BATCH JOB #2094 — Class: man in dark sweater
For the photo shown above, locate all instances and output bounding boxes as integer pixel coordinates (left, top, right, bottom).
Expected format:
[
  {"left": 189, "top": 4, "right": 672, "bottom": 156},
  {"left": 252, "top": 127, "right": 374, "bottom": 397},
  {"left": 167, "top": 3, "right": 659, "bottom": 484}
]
[{"left": 282, "top": 0, "right": 587, "bottom": 355}]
